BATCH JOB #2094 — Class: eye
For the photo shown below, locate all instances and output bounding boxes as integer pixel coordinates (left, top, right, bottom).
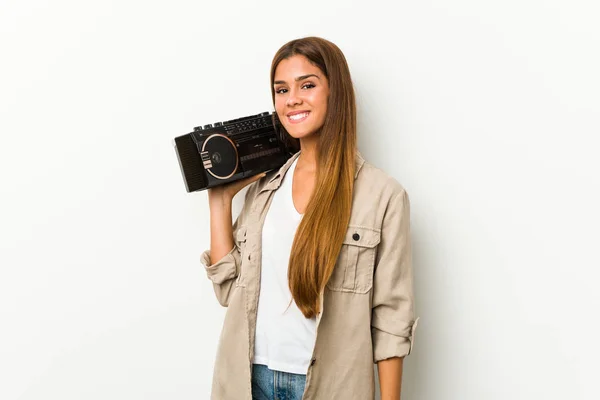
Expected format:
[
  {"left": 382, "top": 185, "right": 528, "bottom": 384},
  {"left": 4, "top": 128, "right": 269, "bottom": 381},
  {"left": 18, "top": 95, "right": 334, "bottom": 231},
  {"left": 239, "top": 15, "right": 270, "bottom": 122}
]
[
  {"left": 275, "top": 87, "right": 288, "bottom": 94},
  {"left": 302, "top": 82, "right": 315, "bottom": 90}
]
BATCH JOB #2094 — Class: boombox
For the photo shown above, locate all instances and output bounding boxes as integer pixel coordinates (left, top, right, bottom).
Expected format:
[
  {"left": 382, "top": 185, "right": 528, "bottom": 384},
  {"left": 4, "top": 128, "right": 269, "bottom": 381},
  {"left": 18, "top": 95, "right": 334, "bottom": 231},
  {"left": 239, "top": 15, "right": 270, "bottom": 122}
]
[{"left": 173, "top": 111, "right": 293, "bottom": 192}]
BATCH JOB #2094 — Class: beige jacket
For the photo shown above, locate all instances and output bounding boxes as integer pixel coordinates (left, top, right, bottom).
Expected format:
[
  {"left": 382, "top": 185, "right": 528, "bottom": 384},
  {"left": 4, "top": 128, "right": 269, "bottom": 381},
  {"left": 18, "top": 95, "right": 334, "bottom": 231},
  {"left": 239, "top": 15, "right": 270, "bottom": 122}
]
[{"left": 200, "top": 151, "right": 419, "bottom": 399}]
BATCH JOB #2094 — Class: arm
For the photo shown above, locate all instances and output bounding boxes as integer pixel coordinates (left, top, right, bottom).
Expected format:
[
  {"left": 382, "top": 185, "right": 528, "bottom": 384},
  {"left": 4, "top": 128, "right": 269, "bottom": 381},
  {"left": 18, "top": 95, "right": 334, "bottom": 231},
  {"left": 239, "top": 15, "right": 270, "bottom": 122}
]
[
  {"left": 371, "top": 189, "right": 419, "bottom": 397},
  {"left": 200, "top": 174, "right": 264, "bottom": 306},
  {"left": 208, "top": 192, "right": 236, "bottom": 264},
  {"left": 378, "top": 357, "right": 404, "bottom": 400}
]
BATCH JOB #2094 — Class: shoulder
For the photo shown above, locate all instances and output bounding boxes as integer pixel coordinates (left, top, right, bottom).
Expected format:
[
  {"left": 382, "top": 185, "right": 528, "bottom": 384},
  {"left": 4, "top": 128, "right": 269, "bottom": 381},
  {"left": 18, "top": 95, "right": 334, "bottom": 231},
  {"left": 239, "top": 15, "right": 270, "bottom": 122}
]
[
  {"left": 246, "top": 151, "right": 300, "bottom": 200},
  {"left": 350, "top": 154, "right": 410, "bottom": 226},
  {"left": 240, "top": 165, "right": 286, "bottom": 208},
  {"left": 355, "top": 156, "right": 408, "bottom": 202}
]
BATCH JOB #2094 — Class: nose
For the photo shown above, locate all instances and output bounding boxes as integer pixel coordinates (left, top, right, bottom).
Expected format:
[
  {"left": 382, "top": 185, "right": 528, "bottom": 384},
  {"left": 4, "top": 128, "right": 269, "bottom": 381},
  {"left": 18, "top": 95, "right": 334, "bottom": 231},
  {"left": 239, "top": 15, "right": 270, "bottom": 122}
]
[{"left": 286, "top": 88, "right": 302, "bottom": 107}]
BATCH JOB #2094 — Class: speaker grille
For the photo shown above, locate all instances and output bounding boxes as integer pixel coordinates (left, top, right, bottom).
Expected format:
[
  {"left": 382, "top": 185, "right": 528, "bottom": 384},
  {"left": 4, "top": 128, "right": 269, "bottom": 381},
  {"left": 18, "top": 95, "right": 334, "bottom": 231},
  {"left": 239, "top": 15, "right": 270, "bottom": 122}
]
[{"left": 174, "top": 134, "right": 207, "bottom": 192}]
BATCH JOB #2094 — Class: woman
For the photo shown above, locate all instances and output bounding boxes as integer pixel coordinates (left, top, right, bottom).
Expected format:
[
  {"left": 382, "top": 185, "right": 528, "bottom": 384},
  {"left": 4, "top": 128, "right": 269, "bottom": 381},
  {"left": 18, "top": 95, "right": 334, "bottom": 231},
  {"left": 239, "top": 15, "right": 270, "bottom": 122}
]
[{"left": 201, "top": 36, "right": 418, "bottom": 400}]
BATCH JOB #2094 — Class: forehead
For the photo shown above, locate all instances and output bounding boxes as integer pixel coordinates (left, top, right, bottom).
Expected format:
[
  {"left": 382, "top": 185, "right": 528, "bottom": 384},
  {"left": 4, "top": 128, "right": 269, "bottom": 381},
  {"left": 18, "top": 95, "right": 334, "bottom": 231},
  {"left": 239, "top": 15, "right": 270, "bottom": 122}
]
[{"left": 274, "top": 55, "right": 323, "bottom": 81}]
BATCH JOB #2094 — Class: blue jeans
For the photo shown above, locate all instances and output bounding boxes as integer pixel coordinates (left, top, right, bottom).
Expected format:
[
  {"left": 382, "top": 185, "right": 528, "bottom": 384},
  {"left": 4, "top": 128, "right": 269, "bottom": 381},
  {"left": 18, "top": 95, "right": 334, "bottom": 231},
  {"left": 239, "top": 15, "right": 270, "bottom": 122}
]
[{"left": 251, "top": 364, "right": 307, "bottom": 400}]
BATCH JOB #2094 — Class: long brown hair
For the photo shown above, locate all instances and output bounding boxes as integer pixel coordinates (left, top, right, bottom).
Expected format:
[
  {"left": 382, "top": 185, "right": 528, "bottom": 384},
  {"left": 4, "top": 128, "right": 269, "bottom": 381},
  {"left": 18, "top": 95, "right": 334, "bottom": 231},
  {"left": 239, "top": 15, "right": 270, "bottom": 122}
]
[{"left": 270, "top": 37, "right": 357, "bottom": 318}]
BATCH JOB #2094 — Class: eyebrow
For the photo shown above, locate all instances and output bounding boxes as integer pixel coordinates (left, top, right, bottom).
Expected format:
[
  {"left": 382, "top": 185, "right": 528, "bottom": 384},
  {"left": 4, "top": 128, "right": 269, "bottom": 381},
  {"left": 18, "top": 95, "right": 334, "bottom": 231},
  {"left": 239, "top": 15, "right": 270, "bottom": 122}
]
[{"left": 273, "top": 74, "right": 320, "bottom": 85}]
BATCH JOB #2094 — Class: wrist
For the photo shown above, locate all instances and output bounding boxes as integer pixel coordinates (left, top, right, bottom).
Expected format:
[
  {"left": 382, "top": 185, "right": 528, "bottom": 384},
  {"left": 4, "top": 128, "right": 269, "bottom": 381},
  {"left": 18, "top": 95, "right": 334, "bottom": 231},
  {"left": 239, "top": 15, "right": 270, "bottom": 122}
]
[{"left": 208, "top": 191, "right": 233, "bottom": 209}]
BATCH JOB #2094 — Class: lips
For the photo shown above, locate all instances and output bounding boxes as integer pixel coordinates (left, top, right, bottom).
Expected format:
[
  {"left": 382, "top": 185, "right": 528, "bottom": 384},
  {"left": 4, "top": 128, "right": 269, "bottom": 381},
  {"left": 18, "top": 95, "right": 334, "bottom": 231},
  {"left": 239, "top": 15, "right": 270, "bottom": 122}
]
[{"left": 287, "top": 111, "right": 310, "bottom": 124}]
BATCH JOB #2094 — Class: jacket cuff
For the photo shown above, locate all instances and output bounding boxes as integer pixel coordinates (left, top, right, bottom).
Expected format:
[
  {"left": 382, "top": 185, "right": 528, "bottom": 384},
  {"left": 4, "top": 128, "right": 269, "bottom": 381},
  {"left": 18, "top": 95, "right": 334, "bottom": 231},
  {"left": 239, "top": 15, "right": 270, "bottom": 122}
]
[
  {"left": 200, "top": 246, "right": 240, "bottom": 284},
  {"left": 372, "top": 317, "right": 419, "bottom": 362}
]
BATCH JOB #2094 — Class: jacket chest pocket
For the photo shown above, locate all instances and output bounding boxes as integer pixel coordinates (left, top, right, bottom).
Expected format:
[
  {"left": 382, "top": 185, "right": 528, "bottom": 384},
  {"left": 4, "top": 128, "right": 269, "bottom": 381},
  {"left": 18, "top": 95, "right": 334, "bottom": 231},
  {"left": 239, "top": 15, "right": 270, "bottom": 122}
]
[
  {"left": 235, "top": 226, "right": 248, "bottom": 287},
  {"left": 326, "top": 226, "right": 381, "bottom": 294}
]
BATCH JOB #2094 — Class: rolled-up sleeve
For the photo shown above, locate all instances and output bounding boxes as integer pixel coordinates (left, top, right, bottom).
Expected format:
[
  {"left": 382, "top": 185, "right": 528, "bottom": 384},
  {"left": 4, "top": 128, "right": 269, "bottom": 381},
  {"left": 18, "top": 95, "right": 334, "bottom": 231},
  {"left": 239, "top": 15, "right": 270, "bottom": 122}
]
[
  {"left": 200, "top": 244, "right": 241, "bottom": 284},
  {"left": 371, "top": 189, "right": 419, "bottom": 362}
]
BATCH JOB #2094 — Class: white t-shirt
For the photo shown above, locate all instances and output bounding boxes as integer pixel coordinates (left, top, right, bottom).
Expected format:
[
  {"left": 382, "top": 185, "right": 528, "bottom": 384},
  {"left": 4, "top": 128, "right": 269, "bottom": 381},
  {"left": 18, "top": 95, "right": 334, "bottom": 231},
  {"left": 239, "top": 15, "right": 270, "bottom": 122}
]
[{"left": 252, "top": 157, "right": 317, "bottom": 374}]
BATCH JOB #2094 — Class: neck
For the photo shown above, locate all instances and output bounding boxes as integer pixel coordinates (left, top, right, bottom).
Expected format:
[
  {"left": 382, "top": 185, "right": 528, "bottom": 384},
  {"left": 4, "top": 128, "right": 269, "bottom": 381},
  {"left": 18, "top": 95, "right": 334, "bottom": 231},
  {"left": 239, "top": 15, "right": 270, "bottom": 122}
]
[{"left": 297, "top": 136, "right": 318, "bottom": 172}]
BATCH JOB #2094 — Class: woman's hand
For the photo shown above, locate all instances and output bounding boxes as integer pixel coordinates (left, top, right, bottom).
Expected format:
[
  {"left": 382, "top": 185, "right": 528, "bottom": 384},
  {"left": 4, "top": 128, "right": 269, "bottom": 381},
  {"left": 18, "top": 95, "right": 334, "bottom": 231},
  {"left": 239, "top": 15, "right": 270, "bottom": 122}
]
[{"left": 207, "top": 173, "right": 267, "bottom": 208}]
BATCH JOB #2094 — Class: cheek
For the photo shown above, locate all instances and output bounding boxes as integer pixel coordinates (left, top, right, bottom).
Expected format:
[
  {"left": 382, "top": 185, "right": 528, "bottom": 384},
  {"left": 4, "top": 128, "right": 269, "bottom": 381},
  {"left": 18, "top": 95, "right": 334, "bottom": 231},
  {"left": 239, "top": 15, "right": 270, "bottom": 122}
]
[
  {"left": 274, "top": 97, "right": 285, "bottom": 114},
  {"left": 275, "top": 104, "right": 292, "bottom": 128},
  {"left": 311, "top": 91, "right": 328, "bottom": 112},
  {"left": 313, "top": 98, "right": 328, "bottom": 120}
]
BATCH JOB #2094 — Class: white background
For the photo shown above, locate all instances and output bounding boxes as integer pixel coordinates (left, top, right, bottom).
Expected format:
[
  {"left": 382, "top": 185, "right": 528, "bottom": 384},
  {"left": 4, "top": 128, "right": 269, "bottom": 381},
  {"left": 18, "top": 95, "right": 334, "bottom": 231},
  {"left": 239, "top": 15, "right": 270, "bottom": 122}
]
[{"left": 1, "top": 0, "right": 599, "bottom": 399}]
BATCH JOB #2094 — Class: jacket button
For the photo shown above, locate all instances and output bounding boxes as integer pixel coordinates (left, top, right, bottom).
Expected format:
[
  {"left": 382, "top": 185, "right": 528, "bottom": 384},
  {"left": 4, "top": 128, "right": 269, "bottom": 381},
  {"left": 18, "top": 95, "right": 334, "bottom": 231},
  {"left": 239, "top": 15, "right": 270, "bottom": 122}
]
[
  {"left": 352, "top": 233, "right": 360, "bottom": 241},
  {"left": 310, "top": 358, "right": 316, "bottom": 366}
]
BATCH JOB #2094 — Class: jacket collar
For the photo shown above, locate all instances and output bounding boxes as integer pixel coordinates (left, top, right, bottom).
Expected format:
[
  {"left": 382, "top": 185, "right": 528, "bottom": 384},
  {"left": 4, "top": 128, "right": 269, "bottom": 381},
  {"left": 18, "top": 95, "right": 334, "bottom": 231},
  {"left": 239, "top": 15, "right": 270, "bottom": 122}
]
[{"left": 260, "top": 150, "right": 366, "bottom": 193}]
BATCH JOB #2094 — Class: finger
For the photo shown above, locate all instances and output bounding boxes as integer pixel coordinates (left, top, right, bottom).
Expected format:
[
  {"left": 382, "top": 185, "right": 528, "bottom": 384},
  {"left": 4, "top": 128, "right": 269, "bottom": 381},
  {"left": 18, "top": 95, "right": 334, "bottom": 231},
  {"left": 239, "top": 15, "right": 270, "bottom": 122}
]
[
  {"left": 250, "top": 172, "right": 267, "bottom": 182},
  {"left": 239, "top": 173, "right": 266, "bottom": 188},
  {"left": 229, "top": 172, "right": 266, "bottom": 193},
  {"left": 243, "top": 172, "right": 264, "bottom": 182}
]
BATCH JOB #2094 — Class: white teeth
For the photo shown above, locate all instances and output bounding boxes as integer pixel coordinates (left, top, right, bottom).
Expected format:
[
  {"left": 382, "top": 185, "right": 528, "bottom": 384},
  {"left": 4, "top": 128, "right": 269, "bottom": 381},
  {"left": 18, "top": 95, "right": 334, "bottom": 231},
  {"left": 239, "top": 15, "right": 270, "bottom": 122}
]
[{"left": 289, "top": 112, "right": 309, "bottom": 120}]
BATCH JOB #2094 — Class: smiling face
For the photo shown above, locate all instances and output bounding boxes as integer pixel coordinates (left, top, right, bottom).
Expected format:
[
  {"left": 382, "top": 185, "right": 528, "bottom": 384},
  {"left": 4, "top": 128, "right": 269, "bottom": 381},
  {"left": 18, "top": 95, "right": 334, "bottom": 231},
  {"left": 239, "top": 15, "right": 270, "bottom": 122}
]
[{"left": 273, "top": 55, "right": 330, "bottom": 140}]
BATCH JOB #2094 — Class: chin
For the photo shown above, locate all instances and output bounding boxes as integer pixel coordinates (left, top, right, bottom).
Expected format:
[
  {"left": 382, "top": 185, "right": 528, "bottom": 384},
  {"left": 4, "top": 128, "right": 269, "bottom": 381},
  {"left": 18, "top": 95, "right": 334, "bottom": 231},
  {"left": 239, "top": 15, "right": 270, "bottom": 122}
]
[
  {"left": 282, "top": 123, "right": 323, "bottom": 140},
  {"left": 287, "top": 130, "right": 319, "bottom": 141}
]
